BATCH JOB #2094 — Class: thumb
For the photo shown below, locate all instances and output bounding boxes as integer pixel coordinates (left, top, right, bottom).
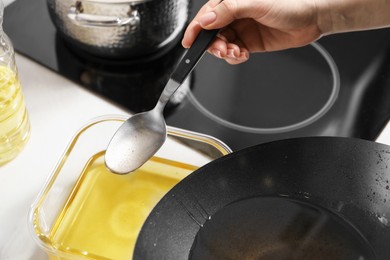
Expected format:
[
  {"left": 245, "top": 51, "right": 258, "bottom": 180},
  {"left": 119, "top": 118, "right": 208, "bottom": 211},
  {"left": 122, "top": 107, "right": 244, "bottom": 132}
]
[{"left": 198, "top": 0, "right": 262, "bottom": 29}]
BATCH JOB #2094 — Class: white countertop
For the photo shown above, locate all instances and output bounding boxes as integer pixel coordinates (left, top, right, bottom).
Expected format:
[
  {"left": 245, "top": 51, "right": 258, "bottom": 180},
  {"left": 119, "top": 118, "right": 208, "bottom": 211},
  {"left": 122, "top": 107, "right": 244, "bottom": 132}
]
[{"left": 0, "top": 53, "right": 130, "bottom": 259}]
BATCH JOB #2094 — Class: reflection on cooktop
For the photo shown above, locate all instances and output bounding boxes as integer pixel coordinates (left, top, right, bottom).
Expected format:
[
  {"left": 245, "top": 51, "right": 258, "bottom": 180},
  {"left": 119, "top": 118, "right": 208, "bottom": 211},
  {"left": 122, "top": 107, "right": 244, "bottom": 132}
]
[
  {"left": 54, "top": 32, "right": 187, "bottom": 114},
  {"left": 4, "top": 0, "right": 390, "bottom": 150}
]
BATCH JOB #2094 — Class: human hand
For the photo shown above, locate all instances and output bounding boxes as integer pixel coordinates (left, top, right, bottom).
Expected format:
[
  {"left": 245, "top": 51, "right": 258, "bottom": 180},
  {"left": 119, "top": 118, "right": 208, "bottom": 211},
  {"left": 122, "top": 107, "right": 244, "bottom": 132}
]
[
  {"left": 182, "top": 0, "right": 390, "bottom": 64},
  {"left": 182, "top": 0, "right": 323, "bottom": 64}
]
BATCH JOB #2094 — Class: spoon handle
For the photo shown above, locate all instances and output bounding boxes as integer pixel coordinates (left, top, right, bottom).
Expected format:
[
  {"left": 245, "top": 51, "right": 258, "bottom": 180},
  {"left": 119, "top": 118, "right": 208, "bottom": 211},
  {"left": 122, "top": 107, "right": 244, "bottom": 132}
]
[
  {"left": 171, "top": 28, "right": 219, "bottom": 84},
  {"left": 154, "top": 28, "right": 219, "bottom": 112}
]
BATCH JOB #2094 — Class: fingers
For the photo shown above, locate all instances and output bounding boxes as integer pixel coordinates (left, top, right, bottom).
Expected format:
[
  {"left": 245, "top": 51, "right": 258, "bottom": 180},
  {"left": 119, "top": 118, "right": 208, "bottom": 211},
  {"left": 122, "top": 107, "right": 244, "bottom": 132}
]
[
  {"left": 182, "top": 20, "right": 203, "bottom": 49},
  {"left": 182, "top": 0, "right": 256, "bottom": 63},
  {"left": 182, "top": 0, "right": 241, "bottom": 48},
  {"left": 197, "top": 1, "right": 237, "bottom": 29},
  {"left": 207, "top": 35, "right": 229, "bottom": 58},
  {"left": 198, "top": 0, "right": 263, "bottom": 28},
  {"left": 183, "top": 26, "right": 249, "bottom": 64},
  {"left": 182, "top": 0, "right": 221, "bottom": 48},
  {"left": 207, "top": 34, "right": 250, "bottom": 64}
]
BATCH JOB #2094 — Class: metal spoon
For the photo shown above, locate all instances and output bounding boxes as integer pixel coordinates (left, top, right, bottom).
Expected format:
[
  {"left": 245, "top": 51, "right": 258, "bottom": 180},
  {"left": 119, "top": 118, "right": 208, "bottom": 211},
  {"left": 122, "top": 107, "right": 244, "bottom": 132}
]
[{"left": 105, "top": 29, "right": 219, "bottom": 174}]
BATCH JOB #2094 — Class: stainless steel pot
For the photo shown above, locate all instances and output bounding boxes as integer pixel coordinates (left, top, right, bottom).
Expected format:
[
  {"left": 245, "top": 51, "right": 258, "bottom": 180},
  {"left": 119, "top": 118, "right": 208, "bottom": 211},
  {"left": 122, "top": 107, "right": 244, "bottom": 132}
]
[{"left": 47, "top": 0, "right": 190, "bottom": 59}]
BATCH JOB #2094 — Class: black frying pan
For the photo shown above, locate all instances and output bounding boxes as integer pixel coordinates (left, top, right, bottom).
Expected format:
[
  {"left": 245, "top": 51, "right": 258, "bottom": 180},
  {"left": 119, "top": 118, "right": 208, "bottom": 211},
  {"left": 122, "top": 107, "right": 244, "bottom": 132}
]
[{"left": 134, "top": 137, "right": 390, "bottom": 259}]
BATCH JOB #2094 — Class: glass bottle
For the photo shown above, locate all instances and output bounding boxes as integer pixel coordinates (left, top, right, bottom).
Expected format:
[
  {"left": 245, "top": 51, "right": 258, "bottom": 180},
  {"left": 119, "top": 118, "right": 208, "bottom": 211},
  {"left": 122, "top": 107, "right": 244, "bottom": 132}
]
[{"left": 0, "top": 0, "right": 30, "bottom": 166}]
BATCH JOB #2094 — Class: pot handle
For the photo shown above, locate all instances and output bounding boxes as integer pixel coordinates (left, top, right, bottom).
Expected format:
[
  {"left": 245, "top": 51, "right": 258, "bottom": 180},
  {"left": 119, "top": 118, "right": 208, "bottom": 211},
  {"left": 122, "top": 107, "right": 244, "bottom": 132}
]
[{"left": 67, "top": 4, "right": 140, "bottom": 29}]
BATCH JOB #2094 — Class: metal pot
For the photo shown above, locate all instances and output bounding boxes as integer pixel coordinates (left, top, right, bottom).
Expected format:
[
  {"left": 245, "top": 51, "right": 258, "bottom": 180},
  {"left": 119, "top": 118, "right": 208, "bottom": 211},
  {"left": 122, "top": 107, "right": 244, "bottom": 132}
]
[{"left": 47, "top": 0, "right": 190, "bottom": 59}]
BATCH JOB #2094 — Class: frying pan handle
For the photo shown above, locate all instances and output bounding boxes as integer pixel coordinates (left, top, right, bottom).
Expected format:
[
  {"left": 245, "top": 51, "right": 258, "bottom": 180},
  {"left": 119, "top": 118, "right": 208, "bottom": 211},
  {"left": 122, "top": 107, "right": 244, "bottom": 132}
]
[{"left": 171, "top": 29, "right": 219, "bottom": 84}]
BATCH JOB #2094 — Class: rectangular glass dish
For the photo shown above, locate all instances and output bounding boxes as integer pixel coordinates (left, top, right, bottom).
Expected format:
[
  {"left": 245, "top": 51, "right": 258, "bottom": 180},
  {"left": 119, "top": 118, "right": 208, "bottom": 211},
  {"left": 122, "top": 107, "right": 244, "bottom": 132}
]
[{"left": 29, "top": 115, "right": 231, "bottom": 260}]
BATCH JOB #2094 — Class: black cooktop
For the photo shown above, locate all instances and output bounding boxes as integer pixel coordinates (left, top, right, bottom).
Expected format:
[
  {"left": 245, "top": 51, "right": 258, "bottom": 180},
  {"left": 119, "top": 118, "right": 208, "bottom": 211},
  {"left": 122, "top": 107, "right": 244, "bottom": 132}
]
[{"left": 4, "top": 0, "right": 390, "bottom": 150}]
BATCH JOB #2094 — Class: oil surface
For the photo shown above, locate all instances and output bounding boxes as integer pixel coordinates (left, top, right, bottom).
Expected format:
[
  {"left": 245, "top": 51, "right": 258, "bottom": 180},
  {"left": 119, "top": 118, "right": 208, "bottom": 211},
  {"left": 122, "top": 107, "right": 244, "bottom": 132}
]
[
  {"left": 0, "top": 65, "right": 30, "bottom": 165},
  {"left": 49, "top": 151, "right": 197, "bottom": 259},
  {"left": 190, "top": 197, "right": 375, "bottom": 260}
]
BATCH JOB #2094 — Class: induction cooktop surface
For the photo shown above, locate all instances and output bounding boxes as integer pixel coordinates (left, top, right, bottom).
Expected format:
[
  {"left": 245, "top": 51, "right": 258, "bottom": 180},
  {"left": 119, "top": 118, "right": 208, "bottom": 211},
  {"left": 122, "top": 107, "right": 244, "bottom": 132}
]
[{"left": 4, "top": 0, "right": 390, "bottom": 150}]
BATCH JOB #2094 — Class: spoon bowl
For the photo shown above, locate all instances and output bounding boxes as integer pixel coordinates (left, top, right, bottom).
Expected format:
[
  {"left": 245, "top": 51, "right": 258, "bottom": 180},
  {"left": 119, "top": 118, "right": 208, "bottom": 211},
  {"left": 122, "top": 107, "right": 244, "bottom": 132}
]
[{"left": 105, "top": 110, "right": 166, "bottom": 174}]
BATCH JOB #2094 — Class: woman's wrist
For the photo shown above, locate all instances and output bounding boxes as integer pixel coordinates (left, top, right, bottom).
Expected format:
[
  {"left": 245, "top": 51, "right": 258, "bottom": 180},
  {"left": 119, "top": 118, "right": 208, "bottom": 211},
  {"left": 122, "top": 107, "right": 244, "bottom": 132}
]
[
  {"left": 316, "top": 0, "right": 390, "bottom": 35},
  {"left": 314, "top": 0, "right": 333, "bottom": 36}
]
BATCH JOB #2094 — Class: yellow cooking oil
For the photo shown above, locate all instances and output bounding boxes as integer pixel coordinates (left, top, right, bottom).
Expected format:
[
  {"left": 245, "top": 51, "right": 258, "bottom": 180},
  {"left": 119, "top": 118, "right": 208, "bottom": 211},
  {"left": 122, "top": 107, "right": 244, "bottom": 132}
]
[
  {"left": 47, "top": 151, "right": 198, "bottom": 259},
  {"left": 0, "top": 65, "right": 30, "bottom": 166}
]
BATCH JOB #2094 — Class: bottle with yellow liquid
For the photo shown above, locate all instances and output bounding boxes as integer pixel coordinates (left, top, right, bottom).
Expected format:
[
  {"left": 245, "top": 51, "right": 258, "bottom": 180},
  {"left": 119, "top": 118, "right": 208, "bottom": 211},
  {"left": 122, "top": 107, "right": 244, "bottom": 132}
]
[{"left": 0, "top": 0, "right": 30, "bottom": 166}]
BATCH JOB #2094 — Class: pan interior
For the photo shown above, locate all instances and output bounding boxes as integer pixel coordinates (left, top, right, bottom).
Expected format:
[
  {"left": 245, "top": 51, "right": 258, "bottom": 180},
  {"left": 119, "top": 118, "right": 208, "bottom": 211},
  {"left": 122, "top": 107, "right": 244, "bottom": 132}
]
[{"left": 189, "top": 197, "right": 375, "bottom": 260}]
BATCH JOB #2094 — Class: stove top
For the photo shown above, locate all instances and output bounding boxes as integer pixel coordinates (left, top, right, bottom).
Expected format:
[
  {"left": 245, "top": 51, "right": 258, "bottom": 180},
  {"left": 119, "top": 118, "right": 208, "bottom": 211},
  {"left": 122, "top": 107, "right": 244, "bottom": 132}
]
[{"left": 5, "top": 0, "right": 390, "bottom": 151}]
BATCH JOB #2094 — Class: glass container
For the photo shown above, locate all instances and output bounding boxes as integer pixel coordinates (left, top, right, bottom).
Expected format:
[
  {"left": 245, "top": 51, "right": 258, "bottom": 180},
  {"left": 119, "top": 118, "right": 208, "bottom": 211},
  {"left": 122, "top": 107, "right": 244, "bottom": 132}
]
[
  {"left": 29, "top": 115, "right": 231, "bottom": 260},
  {"left": 0, "top": 0, "right": 30, "bottom": 166}
]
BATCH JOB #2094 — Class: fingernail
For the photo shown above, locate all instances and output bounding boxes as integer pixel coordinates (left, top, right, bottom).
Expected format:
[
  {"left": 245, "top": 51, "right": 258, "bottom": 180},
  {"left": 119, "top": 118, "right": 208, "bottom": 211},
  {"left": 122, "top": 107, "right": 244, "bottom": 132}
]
[
  {"left": 227, "top": 49, "right": 236, "bottom": 59},
  {"left": 211, "top": 48, "right": 222, "bottom": 58},
  {"left": 239, "top": 51, "right": 249, "bottom": 60},
  {"left": 199, "top": 12, "right": 217, "bottom": 27},
  {"left": 181, "top": 40, "right": 189, "bottom": 49}
]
